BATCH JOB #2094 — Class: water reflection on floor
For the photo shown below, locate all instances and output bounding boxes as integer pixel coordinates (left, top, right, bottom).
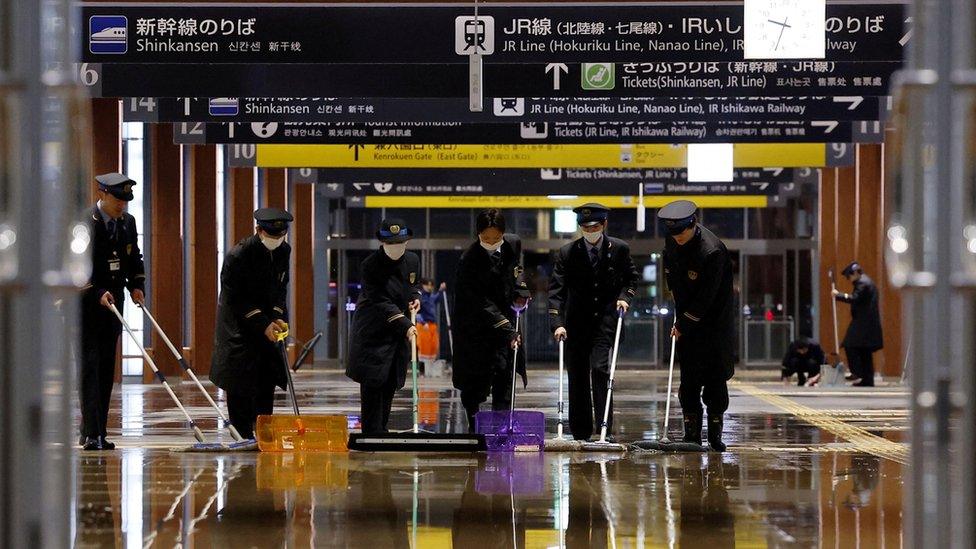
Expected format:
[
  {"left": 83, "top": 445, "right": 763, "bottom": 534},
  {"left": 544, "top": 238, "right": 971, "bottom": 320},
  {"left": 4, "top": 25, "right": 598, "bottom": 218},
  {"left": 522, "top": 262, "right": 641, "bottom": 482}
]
[{"left": 73, "top": 370, "right": 908, "bottom": 548}]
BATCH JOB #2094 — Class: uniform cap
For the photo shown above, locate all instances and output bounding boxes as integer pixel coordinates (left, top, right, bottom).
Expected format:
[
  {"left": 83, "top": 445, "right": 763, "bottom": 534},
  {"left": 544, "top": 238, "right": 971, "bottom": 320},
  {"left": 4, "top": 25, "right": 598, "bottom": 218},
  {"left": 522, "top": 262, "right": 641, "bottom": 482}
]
[
  {"left": 376, "top": 218, "right": 413, "bottom": 243},
  {"left": 572, "top": 202, "right": 610, "bottom": 227},
  {"left": 658, "top": 199, "right": 698, "bottom": 235},
  {"left": 95, "top": 172, "right": 136, "bottom": 201},
  {"left": 841, "top": 261, "right": 861, "bottom": 276},
  {"left": 254, "top": 207, "right": 293, "bottom": 236}
]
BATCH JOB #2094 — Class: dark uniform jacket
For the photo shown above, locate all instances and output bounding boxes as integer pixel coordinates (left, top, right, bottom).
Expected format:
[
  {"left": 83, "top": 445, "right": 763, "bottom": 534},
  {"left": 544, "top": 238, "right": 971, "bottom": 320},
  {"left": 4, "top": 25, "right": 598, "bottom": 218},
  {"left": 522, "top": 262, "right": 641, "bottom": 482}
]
[
  {"left": 82, "top": 205, "right": 145, "bottom": 307},
  {"left": 663, "top": 226, "right": 735, "bottom": 379},
  {"left": 346, "top": 249, "right": 421, "bottom": 388},
  {"left": 547, "top": 236, "right": 639, "bottom": 339},
  {"left": 452, "top": 235, "right": 526, "bottom": 392},
  {"left": 211, "top": 235, "right": 290, "bottom": 395},
  {"left": 782, "top": 340, "right": 826, "bottom": 372},
  {"left": 836, "top": 275, "right": 884, "bottom": 351}
]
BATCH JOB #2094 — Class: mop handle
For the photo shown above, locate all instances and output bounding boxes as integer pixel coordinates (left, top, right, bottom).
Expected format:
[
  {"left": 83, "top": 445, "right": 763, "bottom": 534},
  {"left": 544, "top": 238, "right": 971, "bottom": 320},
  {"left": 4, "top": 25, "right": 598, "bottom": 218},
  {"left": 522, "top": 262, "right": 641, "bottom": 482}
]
[
  {"left": 107, "top": 304, "right": 205, "bottom": 443},
  {"left": 442, "top": 285, "right": 454, "bottom": 356},
  {"left": 411, "top": 310, "right": 419, "bottom": 434},
  {"left": 275, "top": 330, "right": 302, "bottom": 417},
  {"left": 140, "top": 304, "right": 242, "bottom": 440},
  {"left": 510, "top": 310, "right": 521, "bottom": 414},
  {"left": 663, "top": 328, "right": 677, "bottom": 439},
  {"left": 829, "top": 270, "right": 841, "bottom": 355},
  {"left": 598, "top": 309, "right": 625, "bottom": 443},
  {"left": 557, "top": 337, "right": 565, "bottom": 439}
]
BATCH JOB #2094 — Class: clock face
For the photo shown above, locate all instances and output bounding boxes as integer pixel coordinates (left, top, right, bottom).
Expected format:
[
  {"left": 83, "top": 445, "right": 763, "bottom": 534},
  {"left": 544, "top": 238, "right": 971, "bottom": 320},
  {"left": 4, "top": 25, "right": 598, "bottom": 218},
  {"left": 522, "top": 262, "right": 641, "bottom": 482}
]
[{"left": 743, "top": 0, "right": 826, "bottom": 59}]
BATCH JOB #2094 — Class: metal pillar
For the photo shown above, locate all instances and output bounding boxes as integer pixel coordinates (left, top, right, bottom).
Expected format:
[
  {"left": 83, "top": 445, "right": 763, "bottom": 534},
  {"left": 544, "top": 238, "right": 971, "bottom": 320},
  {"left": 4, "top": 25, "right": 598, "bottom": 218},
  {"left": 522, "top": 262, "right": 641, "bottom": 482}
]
[
  {"left": 888, "top": 0, "right": 973, "bottom": 547},
  {"left": 1, "top": 0, "right": 86, "bottom": 546}
]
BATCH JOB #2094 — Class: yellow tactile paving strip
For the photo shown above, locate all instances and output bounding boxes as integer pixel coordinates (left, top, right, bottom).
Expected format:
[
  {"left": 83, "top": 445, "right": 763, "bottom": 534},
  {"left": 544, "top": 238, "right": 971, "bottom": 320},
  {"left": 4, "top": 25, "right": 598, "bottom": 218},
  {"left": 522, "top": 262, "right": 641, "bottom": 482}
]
[{"left": 731, "top": 381, "right": 910, "bottom": 465}]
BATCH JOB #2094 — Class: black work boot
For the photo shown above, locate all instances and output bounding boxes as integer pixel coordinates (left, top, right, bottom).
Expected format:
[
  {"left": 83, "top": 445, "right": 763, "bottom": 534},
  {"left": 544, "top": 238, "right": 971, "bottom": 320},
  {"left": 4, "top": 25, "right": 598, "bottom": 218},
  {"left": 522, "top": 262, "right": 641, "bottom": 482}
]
[
  {"left": 682, "top": 413, "right": 702, "bottom": 445},
  {"left": 81, "top": 437, "right": 104, "bottom": 451},
  {"left": 707, "top": 414, "right": 727, "bottom": 452}
]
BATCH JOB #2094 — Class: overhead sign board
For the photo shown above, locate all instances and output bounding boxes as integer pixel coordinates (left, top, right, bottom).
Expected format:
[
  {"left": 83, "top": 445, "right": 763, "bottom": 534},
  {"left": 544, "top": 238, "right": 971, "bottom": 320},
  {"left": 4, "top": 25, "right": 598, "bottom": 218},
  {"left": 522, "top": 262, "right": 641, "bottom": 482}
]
[
  {"left": 175, "top": 120, "right": 855, "bottom": 145},
  {"left": 287, "top": 167, "right": 792, "bottom": 197},
  {"left": 237, "top": 143, "right": 833, "bottom": 169},
  {"left": 123, "top": 96, "right": 884, "bottom": 124},
  {"left": 79, "top": 3, "right": 907, "bottom": 65},
  {"left": 352, "top": 195, "right": 769, "bottom": 209},
  {"left": 81, "top": 61, "right": 899, "bottom": 98}
]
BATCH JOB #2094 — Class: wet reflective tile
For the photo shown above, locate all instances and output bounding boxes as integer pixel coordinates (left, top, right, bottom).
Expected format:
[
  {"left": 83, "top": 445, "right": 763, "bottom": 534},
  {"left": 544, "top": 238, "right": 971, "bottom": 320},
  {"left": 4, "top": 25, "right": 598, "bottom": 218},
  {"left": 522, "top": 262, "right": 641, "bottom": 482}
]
[
  {"left": 73, "top": 371, "right": 908, "bottom": 547},
  {"left": 75, "top": 450, "right": 903, "bottom": 548}
]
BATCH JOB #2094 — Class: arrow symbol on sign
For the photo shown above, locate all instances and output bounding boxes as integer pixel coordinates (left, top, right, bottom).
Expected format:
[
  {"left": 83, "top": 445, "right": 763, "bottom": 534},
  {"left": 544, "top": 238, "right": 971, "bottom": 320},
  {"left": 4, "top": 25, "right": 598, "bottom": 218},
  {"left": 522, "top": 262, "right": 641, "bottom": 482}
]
[
  {"left": 352, "top": 183, "right": 369, "bottom": 191},
  {"left": 833, "top": 96, "right": 864, "bottom": 110},
  {"left": 545, "top": 63, "right": 569, "bottom": 90},
  {"left": 900, "top": 17, "right": 913, "bottom": 46},
  {"left": 349, "top": 144, "right": 365, "bottom": 161},
  {"left": 812, "top": 120, "right": 839, "bottom": 133},
  {"left": 758, "top": 182, "right": 770, "bottom": 191},
  {"left": 763, "top": 168, "right": 784, "bottom": 177}
]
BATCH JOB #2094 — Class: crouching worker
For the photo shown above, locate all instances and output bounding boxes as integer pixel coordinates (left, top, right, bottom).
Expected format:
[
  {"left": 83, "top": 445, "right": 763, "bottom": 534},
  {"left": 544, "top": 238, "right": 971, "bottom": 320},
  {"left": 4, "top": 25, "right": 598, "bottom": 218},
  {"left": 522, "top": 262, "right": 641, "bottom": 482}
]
[
  {"left": 211, "top": 208, "right": 293, "bottom": 440},
  {"left": 781, "top": 337, "right": 826, "bottom": 386},
  {"left": 346, "top": 219, "right": 422, "bottom": 434}
]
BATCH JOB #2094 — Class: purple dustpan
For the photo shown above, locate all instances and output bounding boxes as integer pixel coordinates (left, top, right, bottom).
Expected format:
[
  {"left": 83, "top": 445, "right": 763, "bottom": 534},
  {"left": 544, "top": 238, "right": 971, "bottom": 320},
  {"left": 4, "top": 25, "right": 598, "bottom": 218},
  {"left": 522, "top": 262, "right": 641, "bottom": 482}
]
[{"left": 475, "top": 410, "right": 545, "bottom": 452}]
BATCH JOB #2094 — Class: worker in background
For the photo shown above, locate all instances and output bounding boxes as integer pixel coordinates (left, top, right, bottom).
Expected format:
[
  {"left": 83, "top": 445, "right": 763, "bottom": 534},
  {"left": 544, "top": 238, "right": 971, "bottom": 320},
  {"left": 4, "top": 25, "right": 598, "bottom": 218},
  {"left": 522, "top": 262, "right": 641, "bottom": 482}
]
[
  {"left": 781, "top": 337, "right": 826, "bottom": 386},
  {"left": 416, "top": 278, "right": 446, "bottom": 368},
  {"left": 833, "top": 261, "right": 884, "bottom": 387}
]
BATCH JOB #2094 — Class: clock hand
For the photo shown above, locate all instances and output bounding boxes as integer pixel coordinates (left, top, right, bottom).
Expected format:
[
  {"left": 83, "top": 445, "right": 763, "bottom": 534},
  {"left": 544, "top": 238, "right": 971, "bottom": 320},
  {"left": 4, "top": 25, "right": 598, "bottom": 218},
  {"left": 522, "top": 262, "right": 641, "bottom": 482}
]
[{"left": 774, "top": 17, "right": 790, "bottom": 51}]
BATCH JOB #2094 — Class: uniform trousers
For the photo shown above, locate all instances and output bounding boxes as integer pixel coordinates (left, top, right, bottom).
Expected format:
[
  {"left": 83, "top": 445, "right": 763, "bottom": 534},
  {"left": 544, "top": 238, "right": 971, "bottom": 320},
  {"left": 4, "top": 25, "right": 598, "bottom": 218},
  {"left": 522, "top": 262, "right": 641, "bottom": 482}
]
[
  {"left": 227, "top": 384, "right": 275, "bottom": 439},
  {"left": 80, "top": 296, "right": 122, "bottom": 439},
  {"left": 567, "top": 332, "right": 613, "bottom": 441},
  {"left": 360, "top": 363, "right": 400, "bottom": 434},
  {"left": 460, "top": 346, "right": 513, "bottom": 432},
  {"left": 677, "top": 335, "right": 730, "bottom": 416},
  {"left": 845, "top": 347, "right": 875, "bottom": 386}
]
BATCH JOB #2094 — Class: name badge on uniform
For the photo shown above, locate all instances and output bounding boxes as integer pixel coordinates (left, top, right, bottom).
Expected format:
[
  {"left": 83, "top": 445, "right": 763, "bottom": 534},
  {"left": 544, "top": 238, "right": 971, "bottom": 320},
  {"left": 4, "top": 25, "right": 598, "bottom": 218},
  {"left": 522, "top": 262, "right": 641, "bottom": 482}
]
[
  {"left": 687, "top": 270, "right": 698, "bottom": 280},
  {"left": 126, "top": 244, "right": 132, "bottom": 255},
  {"left": 109, "top": 259, "right": 121, "bottom": 271},
  {"left": 409, "top": 272, "right": 416, "bottom": 284}
]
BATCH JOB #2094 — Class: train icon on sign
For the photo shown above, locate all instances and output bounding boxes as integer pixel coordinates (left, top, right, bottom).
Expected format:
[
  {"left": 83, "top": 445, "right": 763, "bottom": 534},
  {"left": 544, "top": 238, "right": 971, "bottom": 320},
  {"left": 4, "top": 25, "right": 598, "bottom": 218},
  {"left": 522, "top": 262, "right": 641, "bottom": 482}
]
[
  {"left": 209, "top": 98, "right": 240, "bottom": 116},
  {"left": 493, "top": 98, "right": 524, "bottom": 117},
  {"left": 89, "top": 16, "right": 128, "bottom": 54},
  {"left": 455, "top": 16, "right": 495, "bottom": 55}
]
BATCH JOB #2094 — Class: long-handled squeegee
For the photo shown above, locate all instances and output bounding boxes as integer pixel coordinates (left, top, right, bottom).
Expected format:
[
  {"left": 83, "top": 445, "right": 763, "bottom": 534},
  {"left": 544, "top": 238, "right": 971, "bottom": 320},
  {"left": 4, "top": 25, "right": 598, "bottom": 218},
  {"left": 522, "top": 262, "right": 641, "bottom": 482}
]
[{"left": 347, "top": 310, "right": 486, "bottom": 451}]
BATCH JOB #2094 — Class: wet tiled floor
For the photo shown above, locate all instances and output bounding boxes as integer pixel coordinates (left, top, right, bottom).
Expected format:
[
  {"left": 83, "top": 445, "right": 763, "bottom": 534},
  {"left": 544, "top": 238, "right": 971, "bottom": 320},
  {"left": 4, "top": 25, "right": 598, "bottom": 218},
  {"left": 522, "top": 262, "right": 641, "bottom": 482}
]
[{"left": 74, "top": 370, "right": 908, "bottom": 548}]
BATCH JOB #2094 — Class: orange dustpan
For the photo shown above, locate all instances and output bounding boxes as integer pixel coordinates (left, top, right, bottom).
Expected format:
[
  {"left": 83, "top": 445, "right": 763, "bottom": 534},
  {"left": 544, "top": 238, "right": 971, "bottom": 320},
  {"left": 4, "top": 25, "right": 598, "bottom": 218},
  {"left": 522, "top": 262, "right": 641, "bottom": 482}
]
[{"left": 256, "top": 326, "right": 348, "bottom": 452}]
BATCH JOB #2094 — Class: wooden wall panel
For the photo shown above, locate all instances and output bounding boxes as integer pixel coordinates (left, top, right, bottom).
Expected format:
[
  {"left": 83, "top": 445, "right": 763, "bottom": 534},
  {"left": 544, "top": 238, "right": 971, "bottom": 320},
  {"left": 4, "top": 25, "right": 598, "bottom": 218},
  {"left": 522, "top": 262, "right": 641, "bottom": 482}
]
[
  {"left": 188, "top": 145, "right": 218, "bottom": 375},
  {"left": 290, "top": 184, "right": 315, "bottom": 364},
  {"left": 262, "top": 168, "right": 287, "bottom": 209},
  {"left": 226, "top": 167, "right": 255, "bottom": 248},
  {"left": 148, "top": 124, "right": 184, "bottom": 380}
]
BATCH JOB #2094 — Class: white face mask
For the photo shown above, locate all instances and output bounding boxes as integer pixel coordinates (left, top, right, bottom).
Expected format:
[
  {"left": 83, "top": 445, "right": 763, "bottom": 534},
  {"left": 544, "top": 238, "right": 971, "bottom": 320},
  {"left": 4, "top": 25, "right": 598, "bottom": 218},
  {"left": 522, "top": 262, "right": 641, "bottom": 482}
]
[
  {"left": 261, "top": 234, "right": 285, "bottom": 251},
  {"left": 480, "top": 239, "right": 503, "bottom": 253},
  {"left": 582, "top": 230, "right": 604, "bottom": 244},
  {"left": 383, "top": 242, "right": 406, "bottom": 260}
]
